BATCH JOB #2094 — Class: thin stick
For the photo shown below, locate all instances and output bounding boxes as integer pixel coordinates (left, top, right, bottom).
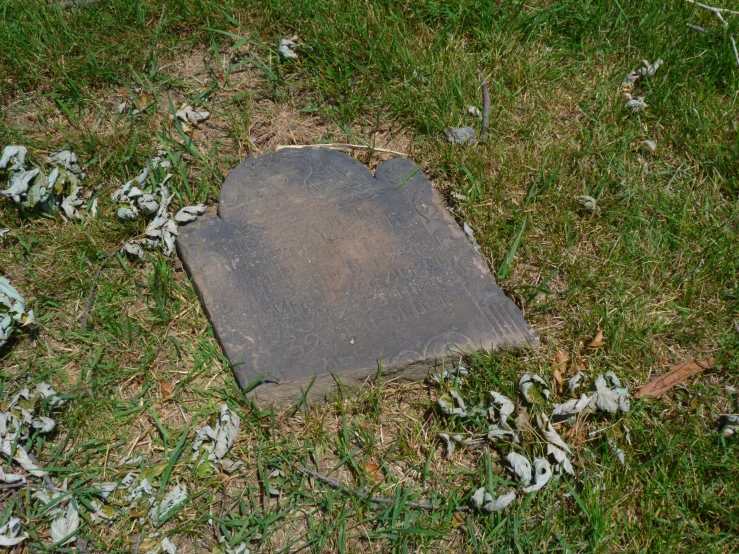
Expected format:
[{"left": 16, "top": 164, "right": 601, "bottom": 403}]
[
  {"left": 686, "top": 22, "right": 709, "bottom": 33},
  {"left": 56, "top": 0, "right": 99, "bottom": 7},
  {"left": 275, "top": 144, "right": 406, "bottom": 156},
  {"left": 477, "top": 69, "right": 491, "bottom": 141},
  {"left": 133, "top": 531, "right": 143, "bottom": 554},
  {"left": 684, "top": 0, "right": 739, "bottom": 16},
  {"left": 82, "top": 245, "right": 124, "bottom": 329},
  {"left": 297, "top": 465, "right": 470, "bottom": 512},
  {"left": 730, "top": 35, "right": 739, "bottom": 67},
  {"left": 684, "top": 0, "right": 739, "bottom": 67}
]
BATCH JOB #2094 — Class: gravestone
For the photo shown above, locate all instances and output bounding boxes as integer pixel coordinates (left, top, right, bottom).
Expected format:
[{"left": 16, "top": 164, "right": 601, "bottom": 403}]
[{"left": 177, "top": 148, "right": 537, "bottom": 405}]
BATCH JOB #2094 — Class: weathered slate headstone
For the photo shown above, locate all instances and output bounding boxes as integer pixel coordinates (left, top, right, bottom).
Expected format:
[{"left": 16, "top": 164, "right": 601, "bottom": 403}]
[{"left": 177, "top": 148, "right": 537, "bottom": 405}]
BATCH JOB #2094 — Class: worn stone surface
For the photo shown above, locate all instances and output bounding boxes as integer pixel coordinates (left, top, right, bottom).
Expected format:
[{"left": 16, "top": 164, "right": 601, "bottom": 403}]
[{"left": 177, "top": 148, "right": 537, "bottom": 405}]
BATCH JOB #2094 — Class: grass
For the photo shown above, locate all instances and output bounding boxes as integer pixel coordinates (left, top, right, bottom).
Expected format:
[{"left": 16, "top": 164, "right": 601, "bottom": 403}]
[{"left": 1, "top": 0, "right": 738, "bottom": 552}]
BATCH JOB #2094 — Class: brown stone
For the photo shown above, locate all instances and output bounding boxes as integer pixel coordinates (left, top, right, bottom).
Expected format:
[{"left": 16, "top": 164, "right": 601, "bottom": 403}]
[{"left": 177, "top": 148, "right": 537, "bottom": 405}]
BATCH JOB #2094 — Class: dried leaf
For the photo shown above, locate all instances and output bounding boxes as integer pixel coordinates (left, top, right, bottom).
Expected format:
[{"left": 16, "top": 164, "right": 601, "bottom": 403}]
[
  {"left": 638, "top": 59, "right": 663, "bottom": 78},
  {"left": 214, "top": 405, "right": 240, "bottom": 459},
  {"left": 487, "top": 422, "right": 517, "bottom": 442},
  {"left": 553, "top": 352, "right": 569, "bottom": 368},
  {"left": 467, "top": 105, "right": 481, "bottom": 118},
  {"left": 174, "top": 204, "right": 206, "bottom": 224},
  {"left": 462, "top": 222, "right": 481, "bottom": 251},
  {"left": 519, "top": 373, "right": 550, "bottom": 404},
  {"left": 568, "top": 371, "right": 586, "bottom": 393},
  {"left": 576, "top": 195, "right": 596, "bottom": 212},
  {"left": 547, "top": 444, "right": 574, "bottom": 475},
  {"left": 537, "top": 413, "right": 571, "bottom": 454},
  {"left": 364, "top": 461, "right": 381, "bottom": 482},
  {"left": 278, "top": 38, "right": 299, "bottom": 59},
  {"left": 489, "top": 391, "right": 515, "bottom": 424},
  {"left": 50, "top": 503, "right": 79, "bottom": 545},
  {"left": 160, "top": 537, "right": 177, "bottom": 554},
  {"left": 134, "top": 93, "right": 150, "bottom": 110},
  {"left": 506, "top": 451, "right": 532, "bottom": 483},
  {"left": 522, "top": 457, "right": 552, "bottom": 493},
  {"left": 470, "top": 487, "right": 516, "bottom": 512},
  {"left": 552, "top": 367, "right": 564, "bottom": 395},
  {"left": 437, "top": 390, "right": 467, "bottom": 416},
  {"left": 149, "top": 485, "right": 187, "bottom": 523},
  {"left": 718, "top": 414, "right": 739, "bottom": 437},
  {"left": 429, "top": 365, "right": 468, "bottom": 383},
  {"left": 160, "top": 381, "right": 173, "bottom": 398},
  {"left": 587, "top": 330, "right": 605, "bottom": 349},
  {"left": 0, "top": 466, "right": 24, "bottom": 484},
  {"left": 636, "top": 359, "right": 713, "bottom": 399},
  {"left": 625, "top": 96, "right": 647, "bottom": 113},
  {"left": 175, "top": 104, "right": 210, "bottom": 125},
  {"left": 0, "top": 517, "right": 28, "bottom": 547},
  {"left": 638, "top": 140, "right": 657, "bottom": 155},
  {"left": 553, "top": 393, "right": 590, "bottom": 418},
  {"left": 438, "top": 433, "right": 460, "bottom": 456}
]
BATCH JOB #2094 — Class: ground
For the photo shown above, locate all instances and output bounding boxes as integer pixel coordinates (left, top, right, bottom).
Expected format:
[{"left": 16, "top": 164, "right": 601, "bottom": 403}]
[{"left": 1, "top": 0, "right": 738, "bottom": 552}]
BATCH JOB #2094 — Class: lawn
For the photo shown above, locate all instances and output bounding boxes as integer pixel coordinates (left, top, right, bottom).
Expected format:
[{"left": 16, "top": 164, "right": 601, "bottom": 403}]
[{"left": 1, "top": 0, "right": 738, "bottom": 552}]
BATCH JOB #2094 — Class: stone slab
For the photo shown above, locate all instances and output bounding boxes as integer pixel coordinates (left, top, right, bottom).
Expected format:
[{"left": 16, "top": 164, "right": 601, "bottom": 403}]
[{"left": 177, "top": 148, "right": 537, "bottom": 405}]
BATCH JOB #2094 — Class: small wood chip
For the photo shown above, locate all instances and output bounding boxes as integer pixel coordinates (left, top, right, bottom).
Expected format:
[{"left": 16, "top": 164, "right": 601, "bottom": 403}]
[{"left": 636, "top": 358, "right": 714, "bottom": 399}]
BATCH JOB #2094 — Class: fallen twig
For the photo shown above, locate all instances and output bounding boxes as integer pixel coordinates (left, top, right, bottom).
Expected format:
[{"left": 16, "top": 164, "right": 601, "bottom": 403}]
[
  {"left": 275, "top": 143, "right": 406, "bottom": 156},
  {"left": 81, "top": 245, "right": 124, "bottom": 329},
  {"left": 684, "top": 0, "right": 739, "bottom": 16},
  {"left": 684, "top": 0, "right": 739, "bottom": 66},
  {"left": 297, "top": 465, "right": 470, "bottom": 512},
  {"left": 476, "top": 69, "right": 491, "bottom": 141},
  {"left": 686, "top": 22, "right": 709, "bottom": 33},
  {"left": 56, "top": 0, "right": 99, "bottom": 7},
  {"left": 731, "top": 36, "right": 739, "bottom": 67},
  {"left": 133, "top": 531, "right": 143, "bottom": 554}
]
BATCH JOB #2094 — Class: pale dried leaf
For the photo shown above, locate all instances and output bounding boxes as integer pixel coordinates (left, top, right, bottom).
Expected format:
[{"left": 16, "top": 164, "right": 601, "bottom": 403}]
[
  {"left": 437, "top": 390, "right": 467, "bottom": 416},
  {"left": 537, "top": 413, "right": 571, "bottom": 453},
  {"left": 174, "top": 204, "right": 206, "bottom": 224},
  {"left": 519, "top": 373, "right": 550, "bottom": 404},
  {"left": 506, "top": 451, "right": 532, "bottom": 483},
  {"left": 279, "top": 38, "right": 299, "bottom": 59},
  {"left": 625, "top": 96, "right": 647, "bottom": 113},
  {"left": 576, "top": 195, "right": 596, "bottom": 212},
  {"left": 50, "top": 503, "right": 79, "bottom": 545},
  {"left": 0, "top": 517, "right": 28, "bottom": 547},
  {"left": 522, "top": 457, "right": 552, "bottom": 493},
  {"left": 547, "top": 444, "right": 574, "bottom": 475},
  {"left": 718, "top": 414, "right": 739, "bottom": 437},
  {"left": 489, "top": 391, "right": 515, "bottom": 424}
]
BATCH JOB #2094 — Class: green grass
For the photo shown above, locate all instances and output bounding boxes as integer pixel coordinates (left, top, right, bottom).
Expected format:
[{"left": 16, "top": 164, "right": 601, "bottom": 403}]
[{"left": 1, "top": 0, "right": 738, "bottom": 552}]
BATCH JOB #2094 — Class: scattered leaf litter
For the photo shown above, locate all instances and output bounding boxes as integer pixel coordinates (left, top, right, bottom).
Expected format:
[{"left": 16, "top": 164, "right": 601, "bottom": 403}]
[
  {"left": 0, "top": 145, "right": 89, "bottom": 216},
  {"left": 0, "top": 276, "right": 35, "bottom": 348}
]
